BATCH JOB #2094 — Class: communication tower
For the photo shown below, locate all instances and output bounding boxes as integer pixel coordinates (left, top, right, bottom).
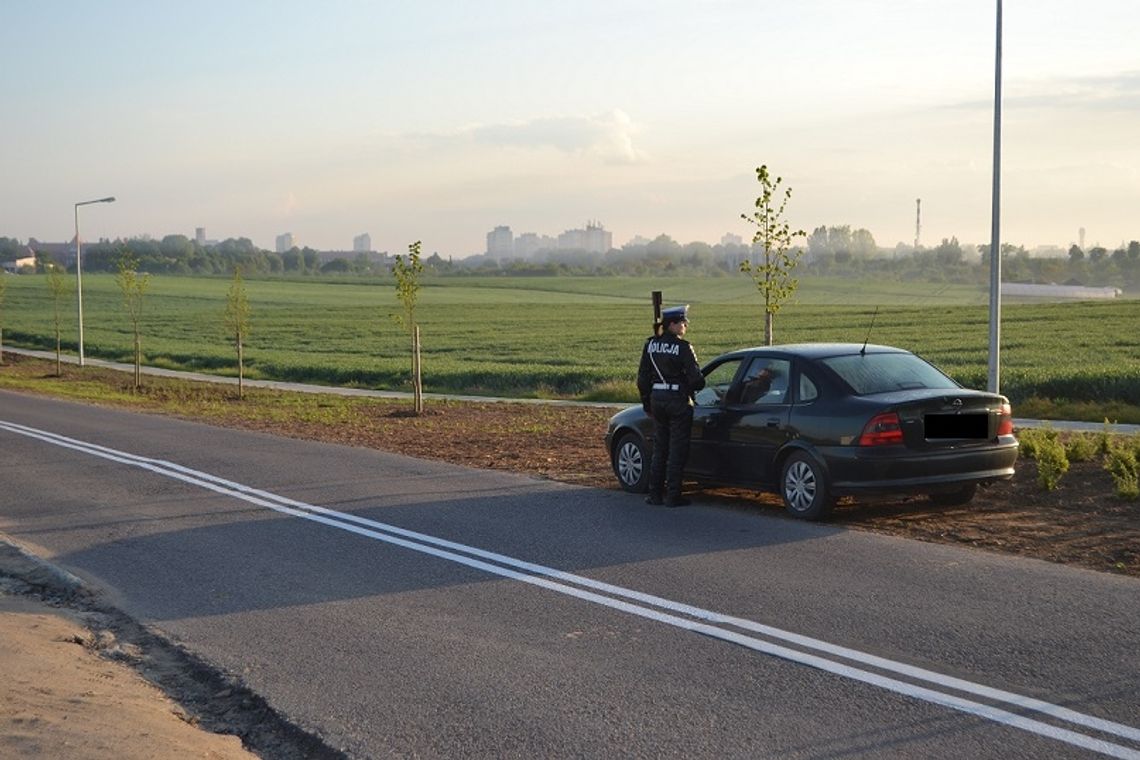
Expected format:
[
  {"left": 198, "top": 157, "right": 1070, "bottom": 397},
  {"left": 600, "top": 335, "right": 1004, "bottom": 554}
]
[{"left": 914, "top": 198, "right": 922, "bottom": 251}]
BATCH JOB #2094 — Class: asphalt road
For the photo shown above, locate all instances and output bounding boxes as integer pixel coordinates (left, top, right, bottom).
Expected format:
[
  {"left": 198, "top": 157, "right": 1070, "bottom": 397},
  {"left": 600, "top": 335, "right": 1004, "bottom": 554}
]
[{"left": 1, "top": 390, "right": 1138, "bottom": 759}]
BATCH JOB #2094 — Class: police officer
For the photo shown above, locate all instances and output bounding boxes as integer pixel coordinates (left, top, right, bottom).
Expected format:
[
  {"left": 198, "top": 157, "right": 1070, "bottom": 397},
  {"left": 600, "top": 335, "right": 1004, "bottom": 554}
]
[{"left": 636, "top": 305, "right": 706, "bottom": 507}]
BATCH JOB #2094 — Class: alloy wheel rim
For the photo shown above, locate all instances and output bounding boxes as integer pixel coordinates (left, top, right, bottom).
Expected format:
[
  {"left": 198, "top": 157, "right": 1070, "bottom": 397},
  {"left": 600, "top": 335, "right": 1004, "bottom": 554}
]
[
  {"left": 785, "top": 460, "right": 817, "bottom": 511},
  {"left": 619, "top": 442, "right": 643, "bottom": 485}
]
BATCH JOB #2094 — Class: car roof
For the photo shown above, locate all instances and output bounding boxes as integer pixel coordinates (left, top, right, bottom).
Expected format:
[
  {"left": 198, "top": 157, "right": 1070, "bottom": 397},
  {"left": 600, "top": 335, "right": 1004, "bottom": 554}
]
[{"left": 718, "top": 343, "right": 910, "bottom": 361}]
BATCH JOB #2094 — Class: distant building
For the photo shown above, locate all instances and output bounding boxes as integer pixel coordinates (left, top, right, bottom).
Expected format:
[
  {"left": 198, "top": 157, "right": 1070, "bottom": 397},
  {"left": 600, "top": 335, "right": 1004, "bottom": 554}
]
[
  {"left": 353, "top": 233, "right": 372, "bottom": 253},
  {"left": 557, "top": 229, "right": 583, "bottom": 250},
  {"left": 2, "top": 255, "right": 36, "bottom": 273},
  {"left": 26, "top": 239, "right": 76, "bottom": 267},
  {"left": 514, "top": 232, "right": 557, "bottom": 259},
  {"left": 193, "top": 227, "right": 219, "bottom": 247},
  {"left": 276, "top": 233, "right": 296, "bottom": 253},
  {"left": 558, "top": 221, "right": 611, "bottom": 253},
  {"left": 721, "top": 232, "right": 744, "bottom": 246},
  {"left": 486, "top": 225, "right": 513, "bottom": 259},
  {"left": 584, "top": 221, "right": 612, "bottom": 253}
]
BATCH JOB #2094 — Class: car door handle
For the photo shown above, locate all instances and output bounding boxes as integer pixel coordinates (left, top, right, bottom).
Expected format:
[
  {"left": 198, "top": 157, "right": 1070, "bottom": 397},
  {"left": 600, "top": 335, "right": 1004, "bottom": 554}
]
[{"left": 766, "top": 417, "right": 780, "bottom": 427}]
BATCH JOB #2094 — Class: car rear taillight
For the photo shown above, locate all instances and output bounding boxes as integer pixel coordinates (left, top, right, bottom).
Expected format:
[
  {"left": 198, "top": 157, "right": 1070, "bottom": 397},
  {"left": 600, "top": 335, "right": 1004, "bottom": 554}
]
[
  {"left": 858, "top": 412, "right": 904, "bottom": 446},
  {"left": 996, "top": 402, "right": 1014, "bottom": 436}
]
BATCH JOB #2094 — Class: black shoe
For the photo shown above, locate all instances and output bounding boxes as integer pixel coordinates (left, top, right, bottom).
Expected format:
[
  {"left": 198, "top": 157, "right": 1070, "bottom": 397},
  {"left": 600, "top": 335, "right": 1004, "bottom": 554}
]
[
  {"left": 664, "top": 497, "right": 691, "bottom": 508},
  {"left": 645, "top": 494, "right": 663, "bottom": 506}
]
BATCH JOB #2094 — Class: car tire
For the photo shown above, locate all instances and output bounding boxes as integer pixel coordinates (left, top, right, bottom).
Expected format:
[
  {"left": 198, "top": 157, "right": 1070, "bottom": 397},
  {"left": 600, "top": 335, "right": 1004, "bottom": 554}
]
[
  {"left": 613, "top": 432, "right": 650, "bottom": 494},
  {"left": 780, "top": 452, "right": 834, "bottom": 520},
  {"left": 928, "top": 483, "right": 978, "bottom": 506}
]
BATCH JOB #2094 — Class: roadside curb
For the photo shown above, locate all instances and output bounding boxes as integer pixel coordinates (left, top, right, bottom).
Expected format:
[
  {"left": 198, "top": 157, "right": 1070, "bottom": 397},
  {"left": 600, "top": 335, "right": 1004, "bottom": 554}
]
[{"left": 0, "top": 536, "right": 88, "bottom": 601}]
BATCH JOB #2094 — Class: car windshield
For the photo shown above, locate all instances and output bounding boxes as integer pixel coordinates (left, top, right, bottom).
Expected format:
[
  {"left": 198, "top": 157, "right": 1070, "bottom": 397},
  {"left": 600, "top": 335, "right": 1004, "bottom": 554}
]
[{"left": 821, "top": 352, "right": 958, "bottom": 394}]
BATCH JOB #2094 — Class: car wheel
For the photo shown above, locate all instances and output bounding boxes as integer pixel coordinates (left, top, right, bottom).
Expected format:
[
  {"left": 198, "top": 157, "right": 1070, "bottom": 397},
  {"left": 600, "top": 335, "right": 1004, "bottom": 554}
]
[
  {"left": 928, "top": 483, "right": 978, "bottom": 506},
  {"left": 780, "top": 452, "right": 834, "bottom": 520},
  {"left": 613, "top": 432, "right": 649, "bottom": 493}
]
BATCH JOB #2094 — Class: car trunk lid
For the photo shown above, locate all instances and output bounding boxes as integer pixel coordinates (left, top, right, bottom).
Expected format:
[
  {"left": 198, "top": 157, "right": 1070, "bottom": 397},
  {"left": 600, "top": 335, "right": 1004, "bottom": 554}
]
[{"left": 905, "top": 393, "right": 1005, "bottom": 449}]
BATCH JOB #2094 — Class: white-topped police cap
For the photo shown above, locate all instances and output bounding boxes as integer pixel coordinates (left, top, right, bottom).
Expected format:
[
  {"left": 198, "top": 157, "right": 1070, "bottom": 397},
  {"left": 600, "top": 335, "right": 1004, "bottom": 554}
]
[{"left": 662, "top": 304, "right": 689, "bottom": 324}]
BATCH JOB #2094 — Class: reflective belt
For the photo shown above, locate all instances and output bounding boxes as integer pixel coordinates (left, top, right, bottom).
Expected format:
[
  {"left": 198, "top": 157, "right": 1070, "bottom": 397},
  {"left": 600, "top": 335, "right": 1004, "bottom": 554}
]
[{"left": 652, "top": 383, "right": 680, "bottom": 391}]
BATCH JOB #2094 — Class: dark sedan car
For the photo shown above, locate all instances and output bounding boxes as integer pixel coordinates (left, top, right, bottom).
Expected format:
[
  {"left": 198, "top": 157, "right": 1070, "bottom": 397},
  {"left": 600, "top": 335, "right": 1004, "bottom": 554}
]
[{"left": 605, "top": 343, "right": 1018, "bottom": 520}]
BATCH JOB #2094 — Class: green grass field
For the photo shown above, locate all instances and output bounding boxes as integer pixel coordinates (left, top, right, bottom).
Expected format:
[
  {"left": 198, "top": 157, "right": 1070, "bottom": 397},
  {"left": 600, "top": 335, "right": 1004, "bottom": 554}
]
[{"left": 2, "top": 273, "right": 1138, "bottom": 412}]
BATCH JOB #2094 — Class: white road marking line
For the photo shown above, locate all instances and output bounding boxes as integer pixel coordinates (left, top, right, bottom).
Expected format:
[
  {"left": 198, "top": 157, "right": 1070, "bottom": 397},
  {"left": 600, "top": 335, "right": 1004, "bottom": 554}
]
[{"left": 3, "top": 419, "right": 1138, "bottom": 759}]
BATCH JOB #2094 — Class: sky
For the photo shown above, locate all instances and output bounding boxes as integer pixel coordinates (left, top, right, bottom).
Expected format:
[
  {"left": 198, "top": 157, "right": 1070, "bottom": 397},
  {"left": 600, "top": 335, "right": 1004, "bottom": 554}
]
[{"left": 2, "top": 1, "right": 1138, "bottom": 257}]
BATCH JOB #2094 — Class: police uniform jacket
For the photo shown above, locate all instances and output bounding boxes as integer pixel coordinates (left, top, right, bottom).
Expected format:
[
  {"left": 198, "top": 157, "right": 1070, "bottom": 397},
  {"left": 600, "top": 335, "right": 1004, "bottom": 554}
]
[{"left": 637, "top": 331, "right": 706, "bottom": 404}]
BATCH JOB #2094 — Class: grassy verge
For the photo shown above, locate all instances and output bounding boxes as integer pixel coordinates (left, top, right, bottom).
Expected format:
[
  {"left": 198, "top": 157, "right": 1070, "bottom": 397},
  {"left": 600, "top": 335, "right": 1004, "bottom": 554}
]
[
  {"left": 5, "top": 350, "right": 1140, "bottom": 427},
  {"left": 1014, "top": 397, "right": 1140, "bottom": 425},
  {"left": 0, "top": 355, "right": 403, "bottom": 423},
  {"left": 0, "top": 354, "right": 605, "bottom": 439}
]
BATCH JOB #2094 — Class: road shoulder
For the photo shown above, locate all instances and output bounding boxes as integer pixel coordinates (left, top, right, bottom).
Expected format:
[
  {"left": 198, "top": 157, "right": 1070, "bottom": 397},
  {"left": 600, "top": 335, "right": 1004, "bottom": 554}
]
[
  {"left": 0, "top": 590, "right": 257, "bottom": 760},
  {"left": 0, "top": 537, "right": 342, "bottom": 760}
]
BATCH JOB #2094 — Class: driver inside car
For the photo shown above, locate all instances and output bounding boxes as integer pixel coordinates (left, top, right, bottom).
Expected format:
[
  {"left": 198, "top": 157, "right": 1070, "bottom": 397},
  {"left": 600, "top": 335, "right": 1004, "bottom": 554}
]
[{"left": 740, "top": 365, "right": 776, "bottom": 404}]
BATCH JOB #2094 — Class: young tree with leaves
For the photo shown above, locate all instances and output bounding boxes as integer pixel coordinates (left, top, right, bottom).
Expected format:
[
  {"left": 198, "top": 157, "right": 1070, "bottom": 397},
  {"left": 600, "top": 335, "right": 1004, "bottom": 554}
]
[
  {"left": 46, "top": 265, "right": 71, "bottom": 376},
  {"left": 392, "top": 240, "right": 425, "bottom": 414},
  {"left": 223, "top": 267, "right": 252, "bottom": 400},
  {"left": 740, "top": 165, "right": 806, "bottom": 345},
  {"left": 115, "top": 250, "right": 151, "bottom": 390}
]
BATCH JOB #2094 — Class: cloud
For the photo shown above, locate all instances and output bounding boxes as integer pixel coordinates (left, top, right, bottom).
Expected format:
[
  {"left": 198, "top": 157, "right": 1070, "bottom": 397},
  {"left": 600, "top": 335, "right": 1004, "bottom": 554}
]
[
  {"left": 946, "top": 70, "right": 1140, "bottom": 112},
  {"left": 432, "top": 110, "right": 648, "bottom": 165},
  {"left": 1026, "top": 70, "right": 1140, "bottom": 111}
]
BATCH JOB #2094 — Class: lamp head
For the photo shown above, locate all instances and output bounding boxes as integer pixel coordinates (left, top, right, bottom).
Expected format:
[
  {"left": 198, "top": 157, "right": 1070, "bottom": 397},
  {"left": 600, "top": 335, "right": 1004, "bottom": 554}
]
[{"left": 76, "top": 196, "right": 116, "bottom": 207}]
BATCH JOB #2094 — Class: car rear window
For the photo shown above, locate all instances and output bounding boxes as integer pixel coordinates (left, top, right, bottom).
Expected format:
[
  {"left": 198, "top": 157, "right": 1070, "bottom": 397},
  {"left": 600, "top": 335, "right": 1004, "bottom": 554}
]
[{"left": 821, "top": 352, "right": 959, "bottom": 394}]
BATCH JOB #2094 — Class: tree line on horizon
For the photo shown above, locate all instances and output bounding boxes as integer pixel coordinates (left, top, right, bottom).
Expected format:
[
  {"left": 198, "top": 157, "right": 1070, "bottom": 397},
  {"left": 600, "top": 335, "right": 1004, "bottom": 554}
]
[{"left": 3, "top": 230, "right": 1139, "bottom": 291}]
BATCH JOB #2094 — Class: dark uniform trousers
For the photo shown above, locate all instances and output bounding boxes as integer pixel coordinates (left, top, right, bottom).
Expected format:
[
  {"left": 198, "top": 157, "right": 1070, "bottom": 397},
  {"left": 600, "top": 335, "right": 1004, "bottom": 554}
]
[
  {"left": 648, "top": 390, "right": 693, "bottom": 502},
  {"left": 638, "top": 323, "right": 704, "bottom": 504}
]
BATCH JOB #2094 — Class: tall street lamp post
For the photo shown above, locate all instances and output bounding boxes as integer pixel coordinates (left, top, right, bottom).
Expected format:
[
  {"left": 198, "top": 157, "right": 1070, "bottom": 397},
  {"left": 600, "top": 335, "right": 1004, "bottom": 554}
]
[
  {"left": 987, "top": 0, "right": 1003, "bottom": 393},
  {"left": 74, "top": 196, "right": 115, "bottom": 367}
]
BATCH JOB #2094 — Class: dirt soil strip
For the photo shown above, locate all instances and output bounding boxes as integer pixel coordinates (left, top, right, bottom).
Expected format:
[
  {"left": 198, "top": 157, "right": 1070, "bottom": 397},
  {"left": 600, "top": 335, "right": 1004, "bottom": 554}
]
[{"left": 0, "top": 540, "right": 347, "bottom": 760}]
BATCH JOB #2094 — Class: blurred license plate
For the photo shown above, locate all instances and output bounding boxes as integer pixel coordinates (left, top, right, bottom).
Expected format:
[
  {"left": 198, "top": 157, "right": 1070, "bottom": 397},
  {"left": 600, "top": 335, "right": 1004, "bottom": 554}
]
[{"left": 925, "top": 413, "right": 988, "bottom": 439}]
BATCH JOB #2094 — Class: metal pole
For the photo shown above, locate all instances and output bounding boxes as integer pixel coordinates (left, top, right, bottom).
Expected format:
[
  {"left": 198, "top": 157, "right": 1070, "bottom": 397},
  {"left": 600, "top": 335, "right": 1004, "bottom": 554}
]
[
  {"left": 74, "top": 204, "right": 85, "bottom": 366},
  {"left": 987, "top": 0, "right": 1003, "bottom": 393},
  {"left": 73, "top": 196, "right": 115, "bottom": 368}
]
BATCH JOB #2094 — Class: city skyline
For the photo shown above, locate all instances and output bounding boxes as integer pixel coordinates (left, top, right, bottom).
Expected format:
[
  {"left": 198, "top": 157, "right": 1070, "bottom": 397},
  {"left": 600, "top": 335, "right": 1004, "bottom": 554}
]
[
  {"left": 4, "top": 215, "right": 1107, "bottom": 260},
  {"left": 2, "top": 2, "right": 1138, "bottom": 258},
  {"left": 10, "top": 220, "right": 1093, "bottom": 263}
]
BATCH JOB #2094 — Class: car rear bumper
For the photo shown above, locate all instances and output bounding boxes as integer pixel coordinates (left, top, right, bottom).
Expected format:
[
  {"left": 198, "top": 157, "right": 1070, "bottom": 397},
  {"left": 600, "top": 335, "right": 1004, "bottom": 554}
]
[{"left": 821, "top": 440, "right": 1019, "bottom": 494}]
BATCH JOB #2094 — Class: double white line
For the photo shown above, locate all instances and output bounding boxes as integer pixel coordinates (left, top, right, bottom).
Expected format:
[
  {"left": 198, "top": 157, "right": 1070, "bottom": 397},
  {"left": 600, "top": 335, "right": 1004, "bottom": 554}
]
[{"left": 2, "top": 418, "right": 1138, "bottom": 758}]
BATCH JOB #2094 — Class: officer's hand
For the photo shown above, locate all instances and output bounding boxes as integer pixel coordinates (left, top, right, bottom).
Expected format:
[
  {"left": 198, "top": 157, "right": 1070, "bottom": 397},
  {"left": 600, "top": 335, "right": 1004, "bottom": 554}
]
[{"left": 642, "top": 401, "right": 652, "bottom": 416}]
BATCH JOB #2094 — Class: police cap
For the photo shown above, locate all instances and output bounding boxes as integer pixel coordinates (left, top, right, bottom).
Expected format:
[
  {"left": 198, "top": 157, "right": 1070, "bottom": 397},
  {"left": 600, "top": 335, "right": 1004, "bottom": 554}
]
[{"left": 662, "top": 305, "right": 689, "bottom": 325}]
